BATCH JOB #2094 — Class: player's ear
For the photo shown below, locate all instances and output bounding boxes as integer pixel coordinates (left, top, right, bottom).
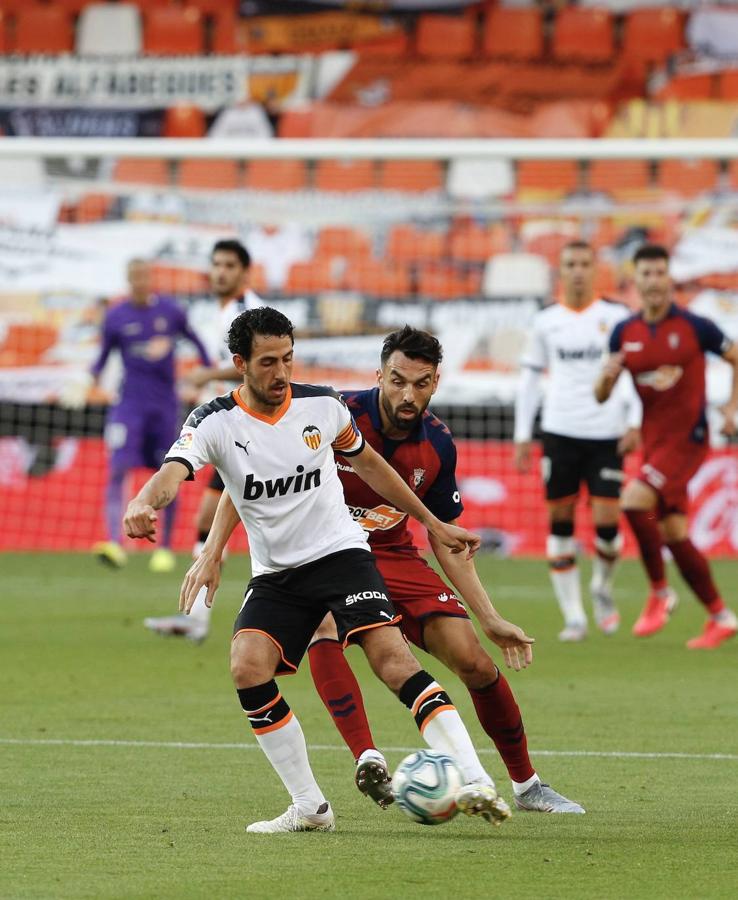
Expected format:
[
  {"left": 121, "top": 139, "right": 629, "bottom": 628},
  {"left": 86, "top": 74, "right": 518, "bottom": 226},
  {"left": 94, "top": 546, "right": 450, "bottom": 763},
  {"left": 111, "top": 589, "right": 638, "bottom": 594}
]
[
  {"left": 233, "top": 354, "right": 248, "bottom": 375},
  {"left": 431, "top": 369, "right": 440, "bottom": 395},
  {"left": 375, "top": 367, "right": 383, "bottom": 386}
]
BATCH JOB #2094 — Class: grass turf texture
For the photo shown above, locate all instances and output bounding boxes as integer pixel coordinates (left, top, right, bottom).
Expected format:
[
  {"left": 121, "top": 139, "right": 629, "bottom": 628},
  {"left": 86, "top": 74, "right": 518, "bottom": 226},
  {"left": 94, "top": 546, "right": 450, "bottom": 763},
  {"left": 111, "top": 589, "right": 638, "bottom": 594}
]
[{"left": 3, "top": 552, "right": 738, "bottom": 900}]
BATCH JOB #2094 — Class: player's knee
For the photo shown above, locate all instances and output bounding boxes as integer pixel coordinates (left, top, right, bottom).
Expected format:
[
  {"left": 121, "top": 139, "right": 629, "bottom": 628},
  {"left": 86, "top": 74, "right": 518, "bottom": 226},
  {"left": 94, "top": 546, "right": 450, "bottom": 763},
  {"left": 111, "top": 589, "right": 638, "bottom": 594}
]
[
  {"left": 362, "top": 630, "right": 420, "bottom": 693},
  {"left": 229, "top": 647, "right": 266, "bottom": 689},
  {"left": 449, "top": 647, "right": 496, "bottom": 689}
]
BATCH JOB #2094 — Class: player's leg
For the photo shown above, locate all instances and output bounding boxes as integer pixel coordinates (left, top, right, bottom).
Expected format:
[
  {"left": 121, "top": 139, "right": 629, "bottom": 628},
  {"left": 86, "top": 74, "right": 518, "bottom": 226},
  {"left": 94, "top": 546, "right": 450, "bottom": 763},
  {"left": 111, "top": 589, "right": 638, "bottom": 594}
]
[
  {"left": 146, "top": 409, "right": 179, "bottom": 573},
  {"left": 661, "top": 513, "right": 738, "bottom": 649},
  {"left": 422, "top": 614, "right": 584, "bottom": 814},
  {"left": 93, "top": 411, "right": 139, "bottom": 568},
  {"left": 232, "top": 582, "right": 333, "bottom": 834},
  {"left": 542, "top": 433, "right": 587, "bottom": 641},
  {"left": 586, "top": 439, "right": 625, "bottom": 633},
  {"left": 307, "top": 614, "right": 380, "bottom": 769},
  {"left": 622, "top": 474, "right": 677, "bottom": 636}
]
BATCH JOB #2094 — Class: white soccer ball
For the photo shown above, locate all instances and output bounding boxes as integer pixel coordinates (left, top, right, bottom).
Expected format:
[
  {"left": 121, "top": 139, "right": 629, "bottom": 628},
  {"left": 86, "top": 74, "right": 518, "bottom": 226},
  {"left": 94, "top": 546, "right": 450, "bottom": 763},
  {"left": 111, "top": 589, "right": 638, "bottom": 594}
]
[{"left": 391, "top": 749, "right": 464, "bottom": 826}]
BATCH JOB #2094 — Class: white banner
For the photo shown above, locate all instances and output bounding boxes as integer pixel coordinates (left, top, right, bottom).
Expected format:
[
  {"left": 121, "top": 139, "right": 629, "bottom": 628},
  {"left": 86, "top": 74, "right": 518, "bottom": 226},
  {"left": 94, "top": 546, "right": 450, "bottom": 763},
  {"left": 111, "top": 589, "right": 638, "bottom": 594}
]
[{"left": 0, "top": 56, "right": 301, "bottom": 110}]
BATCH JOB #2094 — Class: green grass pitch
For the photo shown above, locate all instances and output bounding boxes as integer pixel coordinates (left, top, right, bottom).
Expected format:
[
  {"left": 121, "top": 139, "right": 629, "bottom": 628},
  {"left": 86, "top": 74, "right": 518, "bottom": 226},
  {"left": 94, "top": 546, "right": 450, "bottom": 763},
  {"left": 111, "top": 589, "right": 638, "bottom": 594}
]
[{"left": 3, "top": 552, "right": 738, "bottom": 900}]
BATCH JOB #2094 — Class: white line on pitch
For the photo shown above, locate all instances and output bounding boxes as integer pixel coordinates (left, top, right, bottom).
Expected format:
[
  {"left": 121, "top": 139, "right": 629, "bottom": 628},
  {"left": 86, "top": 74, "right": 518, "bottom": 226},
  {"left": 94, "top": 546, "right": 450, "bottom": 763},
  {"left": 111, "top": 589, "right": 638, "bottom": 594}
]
[{"left": 1, "top": 737, "right": 736, "bottom": 762}]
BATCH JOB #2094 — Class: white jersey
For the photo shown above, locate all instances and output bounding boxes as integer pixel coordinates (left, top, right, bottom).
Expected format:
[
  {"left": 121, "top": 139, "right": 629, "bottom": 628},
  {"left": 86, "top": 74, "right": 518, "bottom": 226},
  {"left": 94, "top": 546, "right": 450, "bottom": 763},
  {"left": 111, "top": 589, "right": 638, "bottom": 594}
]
[
  {"left": 165, "top": 383, "right": 369, "bottom": 576},
  {"left": 217, "top": 290, "right": 263, "bottom": 365},
  {"left": 515, "top": 298, "right": 641, "bottom": 441}
]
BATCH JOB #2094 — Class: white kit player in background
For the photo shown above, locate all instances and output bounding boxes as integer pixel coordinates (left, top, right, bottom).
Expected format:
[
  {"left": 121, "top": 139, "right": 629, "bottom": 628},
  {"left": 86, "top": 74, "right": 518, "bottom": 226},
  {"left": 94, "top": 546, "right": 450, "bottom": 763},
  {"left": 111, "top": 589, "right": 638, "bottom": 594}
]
[
  {"left": 144, "top": 238, "right": 262, "bottom": 642},
  {"left": 514, "top": 242, "right": 642, "bottom": 641}
]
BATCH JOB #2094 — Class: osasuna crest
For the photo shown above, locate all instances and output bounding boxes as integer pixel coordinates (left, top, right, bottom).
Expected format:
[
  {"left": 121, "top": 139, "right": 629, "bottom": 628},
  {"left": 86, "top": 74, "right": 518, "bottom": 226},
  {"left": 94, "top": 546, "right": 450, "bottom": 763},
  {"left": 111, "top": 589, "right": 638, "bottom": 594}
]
[
  {"left": 411, "top": 467, "right": 426, "bottom": 489},
  {"left": 302, "top": 425, "right": 322, "bottom": 450},
  {"left": 668, "top": 332, "right": 680, "bottom": 349}
]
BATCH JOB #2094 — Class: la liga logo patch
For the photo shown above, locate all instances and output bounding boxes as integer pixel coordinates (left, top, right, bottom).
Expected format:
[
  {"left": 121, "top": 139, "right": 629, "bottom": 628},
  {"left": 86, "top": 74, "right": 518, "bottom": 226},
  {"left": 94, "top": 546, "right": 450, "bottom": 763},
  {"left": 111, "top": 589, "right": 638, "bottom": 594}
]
[
  {"left": 174, "top": 428, "right": 194, "bottom": 450},
  {"left": 302, "top": 425, "right": 322, "bottom": 450}
]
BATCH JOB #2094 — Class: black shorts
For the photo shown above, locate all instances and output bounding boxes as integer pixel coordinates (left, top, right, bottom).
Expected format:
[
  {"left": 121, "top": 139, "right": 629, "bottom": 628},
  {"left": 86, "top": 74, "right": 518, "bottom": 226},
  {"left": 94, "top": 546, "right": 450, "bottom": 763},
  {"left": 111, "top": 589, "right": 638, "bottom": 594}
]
[
  {"left": 541, "top": 432, "right": 624, "bottom": 503},
  {"left": 232, "top": 548, "right": 401, "bottom": 675},
  {"left": 208, "top": 468, "right": 225, "bottom": 492}
]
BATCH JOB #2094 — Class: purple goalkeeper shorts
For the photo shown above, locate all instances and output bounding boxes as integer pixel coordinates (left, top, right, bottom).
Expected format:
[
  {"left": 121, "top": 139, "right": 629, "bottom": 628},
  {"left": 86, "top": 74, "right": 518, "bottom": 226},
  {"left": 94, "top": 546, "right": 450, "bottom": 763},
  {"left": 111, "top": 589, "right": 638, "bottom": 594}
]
[{"left": 104, "top": 400, "right": 179, "bottom": 472}]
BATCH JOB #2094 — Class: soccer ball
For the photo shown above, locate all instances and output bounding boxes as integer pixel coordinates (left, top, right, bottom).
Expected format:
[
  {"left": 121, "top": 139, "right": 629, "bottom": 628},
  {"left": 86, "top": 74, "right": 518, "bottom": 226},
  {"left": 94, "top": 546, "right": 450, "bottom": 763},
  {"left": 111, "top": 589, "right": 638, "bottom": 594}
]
[{"left": 391, "top": 749, "right": 464, "bottom": 826}]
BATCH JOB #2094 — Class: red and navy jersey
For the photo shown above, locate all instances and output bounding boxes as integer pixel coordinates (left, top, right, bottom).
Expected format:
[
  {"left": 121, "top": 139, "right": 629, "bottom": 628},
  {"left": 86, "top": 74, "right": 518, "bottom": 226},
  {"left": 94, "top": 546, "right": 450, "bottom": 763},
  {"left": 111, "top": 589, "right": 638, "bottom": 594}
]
[
  {"left": 609, "top": 304, "right": 732, "bottom": 450},
  {"left": 337, "top": 388, "right": 463, "bottom": 553}
]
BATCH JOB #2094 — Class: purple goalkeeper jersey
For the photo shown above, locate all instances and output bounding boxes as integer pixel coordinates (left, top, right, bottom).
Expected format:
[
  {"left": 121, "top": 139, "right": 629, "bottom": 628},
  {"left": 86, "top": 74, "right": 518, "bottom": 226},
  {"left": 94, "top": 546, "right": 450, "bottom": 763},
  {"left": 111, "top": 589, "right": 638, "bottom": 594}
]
[{"left": 91, "top": 295, "right": 211, "bottom": 405}]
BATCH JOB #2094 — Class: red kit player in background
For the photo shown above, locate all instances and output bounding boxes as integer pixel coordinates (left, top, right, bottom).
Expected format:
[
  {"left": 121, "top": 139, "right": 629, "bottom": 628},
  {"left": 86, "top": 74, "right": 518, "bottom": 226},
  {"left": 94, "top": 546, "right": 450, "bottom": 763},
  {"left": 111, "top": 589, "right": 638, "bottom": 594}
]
[{"left": 595, "top": 245, "right": 738, "bottom": 649}]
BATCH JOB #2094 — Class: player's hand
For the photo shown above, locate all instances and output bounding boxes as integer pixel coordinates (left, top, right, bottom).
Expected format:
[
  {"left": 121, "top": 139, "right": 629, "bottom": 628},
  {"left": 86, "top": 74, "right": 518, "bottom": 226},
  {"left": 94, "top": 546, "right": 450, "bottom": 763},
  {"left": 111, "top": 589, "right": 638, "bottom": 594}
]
[
  {"left": 123, "top": 502, "right": 158, "bottom": 542},
  {"left": 617, "top": 427, "right": 641, "bottom": 456},
  {"left": 513, "top": 442, "right": 532, "bottom": 472},
  {"left": 601, "top": 351, "right": 624, "bottom": 381},
  {"left": 179, "top": 550, "right": 221, "bottom": 613},
  {"left": 429, "top": 520, "right": 481, "bottom": 559},
  {"left": 718, "top": 403, "right": 738, "bottom": 437},
  {"left": 481, "top": 616, "right": 535, "bottom": 671},
  {"left": 185, "top": 366, "right": 214, "bottom": 389}
]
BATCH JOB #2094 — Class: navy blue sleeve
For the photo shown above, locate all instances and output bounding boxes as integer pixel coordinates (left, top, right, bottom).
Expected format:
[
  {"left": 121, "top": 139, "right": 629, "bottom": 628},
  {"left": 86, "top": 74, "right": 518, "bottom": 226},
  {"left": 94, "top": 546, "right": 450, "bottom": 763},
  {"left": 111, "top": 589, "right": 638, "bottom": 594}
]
[
  {"left": 685, "top": 310, "right": 732, "bottom": 356},
  {"left": 609, "top": 319, "right": 626, "bottom": 353},
  {"left": 423, "top": 438, "right": 464, "bottom": 523}
]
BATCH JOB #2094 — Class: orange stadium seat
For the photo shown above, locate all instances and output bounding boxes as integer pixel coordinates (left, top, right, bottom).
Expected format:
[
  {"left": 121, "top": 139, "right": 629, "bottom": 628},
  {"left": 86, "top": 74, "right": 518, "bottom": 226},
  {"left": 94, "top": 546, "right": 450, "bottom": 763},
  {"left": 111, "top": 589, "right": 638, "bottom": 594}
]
[
  {"left": 387, "top": 225, "right": 447, "bottom": 263},
  {"left": 76, "top": 193, "right": 114, "bottom": 223},
  {"left": 417, "top": 264, "right": 480, "bottom": 300},
  {"left": 54, "top": 0, "right": 103, "bottom": 13},
  {"left": 450, "top": 223, "right": 510, "bottom": 263},
  {"left": 150, "top": 266, "right": 210, "bottom": 295},
  {"left": 13, "top": 7, "right": 74, "bottom": 54},
  {"left": 186, "top": 0, "right": 238, "bottom": 15},
  {"left": 315, "top": 227, "right": 373, "bottom": 261},
  {"left": 415, "top": 14, "right": 476, "bottom": 60},
  {"left": 379, "top": 160, "right": 444, "bottom": 193},
  {"left": 718, "top": 70, "right": 738, "bottom": 100},
  {"left": 284, "top": 259, "right": 338, "bottom": 295},
  {"left": 244, "top": 160, "right": 307, "bottom": 191},
  {"left": 144, "top": 7, "right": 204, "bottom": 56},
  {"left": 348, "top": 259, "right": 412, "bottom": 299},
  {"left": 163, "top": 105, "right": 206, "bottom": 138},
  {"left": 178, "top": 159, "right": 241, "bottom": 190},
  {"left": 622, "top": 8, "right": 685, "bottom": 65},
  {"left": 516, "top": 160, "right": 580, "bottom": 197},
  {"left": 658, "top": 159, "right": 718, "bottom": 197},
  {"left": 588, "top": 160, "right": 651, "bottom": 197},
  {"left": 482, "top": 8, "right": 543, "bottom": 60},
  {"left": 553, "top": 8, "right": 614, "bottom": 63},
  {"left": 657, "top": 73, "right": 714, "bottom": 101},
  {"left": 314, "top": 160, "right": 375, "bottom": 192},
  {"left": 113, "top": 158, "right": 171, "bottom": 186},
  {"left": 0, "top": 13, "right": 8, "bottom": 54},
  {"left": 0, "top": 324, "right": 59, "bottom": 368}
]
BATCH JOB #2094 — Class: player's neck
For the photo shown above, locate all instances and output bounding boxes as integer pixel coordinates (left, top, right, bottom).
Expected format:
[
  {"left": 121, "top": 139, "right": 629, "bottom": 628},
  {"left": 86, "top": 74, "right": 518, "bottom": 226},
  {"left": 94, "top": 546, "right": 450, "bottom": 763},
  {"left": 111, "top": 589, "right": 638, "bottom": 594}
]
[
  {"left": 236, "top": 384, "right": 286, "bottom": 418},
  {"left": 217, "top": 292, "right": 242, "bottom": 308},
  {"left": 561, "top": 293, "right": 593, "bottom": 311},
  {"left": 377, "top": 399, "right": 412, "bottom": 441},
  {"left": 642, "top": 300, "right": 671, "bottom": 323}
]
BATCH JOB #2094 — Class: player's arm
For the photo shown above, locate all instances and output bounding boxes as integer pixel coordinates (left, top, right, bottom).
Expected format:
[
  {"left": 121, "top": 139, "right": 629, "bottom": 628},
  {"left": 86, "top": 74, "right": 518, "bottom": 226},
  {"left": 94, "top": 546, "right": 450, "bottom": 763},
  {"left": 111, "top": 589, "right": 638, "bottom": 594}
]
[
  {"left": 594, "top": 351, "right": 624, "bottom": 403},
  {"left": 428, "top": 524, "right": 534, "bottom": 671},
  {"left": 179, "top": 489, "right": 241, "bottom": 614},
  {"left": 347, "top": 442, "right": 480, "bottom": 558},
  {"left": 123, "top": 461, "right": 190, "bottom": 542},
  {"left": 186, "top": 361, "right": 240, "bottom": 388},
  {"left": 89, "top": 309, "right": 117, "bottom": 384},
  {"left": 513, "top": 366, "right": 543, "bottom": 472},
  {"left": 718, "top": 341, "right": 738, "bottom": 436}
]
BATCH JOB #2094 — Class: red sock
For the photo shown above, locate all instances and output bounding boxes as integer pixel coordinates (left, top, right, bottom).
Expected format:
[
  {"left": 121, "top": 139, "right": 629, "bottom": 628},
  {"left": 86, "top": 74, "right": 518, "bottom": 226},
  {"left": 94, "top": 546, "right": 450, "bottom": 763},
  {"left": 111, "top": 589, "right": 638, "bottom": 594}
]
[
  {"left": 666, "top": 539, "right": 724, "bottom": 614},
  {"left": 308, "top": 639, "right": 376, "bottom": 760},
  {"left": 624, "top": 509, "right": 668, "bottom": 590},
  {"left": 469, "top": 671, "right": 535, "bottom": 783}
]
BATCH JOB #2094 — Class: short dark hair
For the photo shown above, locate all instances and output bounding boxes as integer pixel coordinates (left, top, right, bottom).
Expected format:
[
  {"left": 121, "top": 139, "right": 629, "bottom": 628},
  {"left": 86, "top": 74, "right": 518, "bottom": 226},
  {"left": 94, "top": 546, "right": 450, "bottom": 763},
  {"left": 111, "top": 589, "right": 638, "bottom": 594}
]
[
  {"left": 561, "top": 240, "right": 594, "bottom": 256},
  {"left": 212, "top": 239, "right": 251, "bottom": 269},
  {"left": 227, "top": 307, "right": 294, "bottom": 359},
  {"left": 633, "top": 244, "right": 669, "bottom": 265},
  {"left": 380, "top": 325, "right": 443, "bottom": 367}
]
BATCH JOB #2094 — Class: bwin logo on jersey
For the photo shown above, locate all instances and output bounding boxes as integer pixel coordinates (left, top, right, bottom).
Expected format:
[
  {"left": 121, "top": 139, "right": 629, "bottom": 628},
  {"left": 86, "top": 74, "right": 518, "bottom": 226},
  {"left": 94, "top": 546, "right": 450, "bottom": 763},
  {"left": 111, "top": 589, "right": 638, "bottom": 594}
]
[
  {"left": 243, "top": 465, "right": 321, "bottom": 500},
  {"left": 302, "top": 425, "right": 322, "bottom": 450}
]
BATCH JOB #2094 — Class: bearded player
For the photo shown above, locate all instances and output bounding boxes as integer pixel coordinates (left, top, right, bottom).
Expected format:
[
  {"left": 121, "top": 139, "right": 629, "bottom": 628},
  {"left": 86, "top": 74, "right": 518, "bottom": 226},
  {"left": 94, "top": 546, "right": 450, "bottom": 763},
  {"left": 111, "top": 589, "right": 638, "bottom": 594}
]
[{"left": 595, "top": 245, "right": 738, "bottom": 648}]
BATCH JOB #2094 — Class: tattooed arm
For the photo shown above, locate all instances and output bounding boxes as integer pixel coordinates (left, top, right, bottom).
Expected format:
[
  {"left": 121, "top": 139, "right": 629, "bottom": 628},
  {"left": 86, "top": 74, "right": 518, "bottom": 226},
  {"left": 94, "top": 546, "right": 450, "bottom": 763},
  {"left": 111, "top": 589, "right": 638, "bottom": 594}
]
[{"left": 123, "top": 461, "right": 190, "bottom": 543}]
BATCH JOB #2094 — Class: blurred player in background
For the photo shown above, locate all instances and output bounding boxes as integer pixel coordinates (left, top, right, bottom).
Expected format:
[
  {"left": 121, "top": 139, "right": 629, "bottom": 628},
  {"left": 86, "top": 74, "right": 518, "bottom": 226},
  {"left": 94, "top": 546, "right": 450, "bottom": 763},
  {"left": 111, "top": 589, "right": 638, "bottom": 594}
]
[
  {"left": 91, "top": 258, "right": 211, "bottom": 573},
  {"left": 514, "top": 242, "right": 641, "bottom": 642},
  {"left": 596, "top": 244, "right": 738, "bottom": 649},
  {"left": 144, "top": 239, "right": 261, "bottom": 636}
]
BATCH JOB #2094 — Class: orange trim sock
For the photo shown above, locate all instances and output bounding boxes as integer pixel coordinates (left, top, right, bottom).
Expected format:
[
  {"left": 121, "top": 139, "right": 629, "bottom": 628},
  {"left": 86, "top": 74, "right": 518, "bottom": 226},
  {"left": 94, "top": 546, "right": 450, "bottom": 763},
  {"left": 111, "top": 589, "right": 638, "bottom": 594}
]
[
  {"left": 399, "top": 671, "right": 492, "bottom": 787},
  {"left": 238, "top": 681, "right": 327, "bottom": 816},
  {"left": 308, "top": 639, "right": 376, "bottom": 760}
]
